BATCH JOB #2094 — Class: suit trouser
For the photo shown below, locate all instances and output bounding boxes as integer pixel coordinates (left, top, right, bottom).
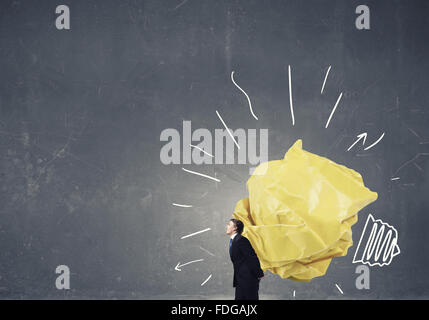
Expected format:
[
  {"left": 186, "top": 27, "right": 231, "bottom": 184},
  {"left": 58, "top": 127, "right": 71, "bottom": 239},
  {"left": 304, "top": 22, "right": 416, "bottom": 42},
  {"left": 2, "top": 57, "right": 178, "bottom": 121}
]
[{"left": 235, "top": 282, "right": 259, "bottom": 300}]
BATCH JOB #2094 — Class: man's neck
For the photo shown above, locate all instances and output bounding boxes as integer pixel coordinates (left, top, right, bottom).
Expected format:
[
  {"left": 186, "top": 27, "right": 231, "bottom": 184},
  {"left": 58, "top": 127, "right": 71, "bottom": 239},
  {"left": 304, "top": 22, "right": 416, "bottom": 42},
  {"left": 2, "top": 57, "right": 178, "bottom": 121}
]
[{"left": 230, "top": 232, "right": 238, "bottom": 239}]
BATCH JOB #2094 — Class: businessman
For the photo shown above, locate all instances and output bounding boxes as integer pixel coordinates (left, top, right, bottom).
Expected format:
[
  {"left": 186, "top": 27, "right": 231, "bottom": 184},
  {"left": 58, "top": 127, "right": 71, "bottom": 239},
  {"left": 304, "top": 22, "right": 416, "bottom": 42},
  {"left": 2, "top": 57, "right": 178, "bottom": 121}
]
[{"left": 226, "top": 218, "right": 265, "bottom": 300}]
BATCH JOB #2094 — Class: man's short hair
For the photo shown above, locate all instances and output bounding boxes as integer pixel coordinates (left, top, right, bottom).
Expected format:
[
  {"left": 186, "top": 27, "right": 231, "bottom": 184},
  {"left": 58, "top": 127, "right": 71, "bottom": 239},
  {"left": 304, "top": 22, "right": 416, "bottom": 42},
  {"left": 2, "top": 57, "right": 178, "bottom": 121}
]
[{"left": 230, "top": 218, "right": 244, "bottom": 234}]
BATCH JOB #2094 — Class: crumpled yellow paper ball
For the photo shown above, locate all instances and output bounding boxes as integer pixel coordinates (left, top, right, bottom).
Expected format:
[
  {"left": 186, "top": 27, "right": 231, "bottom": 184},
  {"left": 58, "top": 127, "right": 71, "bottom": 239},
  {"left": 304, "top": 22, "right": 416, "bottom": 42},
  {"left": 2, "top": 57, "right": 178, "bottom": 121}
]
[{"left": 232, "top": 139, "right": 378, "bottom": 282}]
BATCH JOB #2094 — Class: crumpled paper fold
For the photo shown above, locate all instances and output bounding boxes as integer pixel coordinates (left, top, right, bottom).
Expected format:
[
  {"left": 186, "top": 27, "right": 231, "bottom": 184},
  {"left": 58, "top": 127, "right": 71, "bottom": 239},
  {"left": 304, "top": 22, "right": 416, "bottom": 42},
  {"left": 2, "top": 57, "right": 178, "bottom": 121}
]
[{"left": 232, "top": 139, "right": 378, "bottom": 281}]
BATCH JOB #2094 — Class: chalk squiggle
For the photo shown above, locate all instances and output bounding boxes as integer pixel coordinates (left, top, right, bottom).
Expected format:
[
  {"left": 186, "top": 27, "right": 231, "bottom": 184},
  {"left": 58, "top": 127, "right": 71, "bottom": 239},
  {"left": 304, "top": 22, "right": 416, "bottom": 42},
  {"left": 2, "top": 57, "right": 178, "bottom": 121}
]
[
  {"left": 231, "top": 71, "right": 259, "bottom": 120},
  {"left": 353, "top": 214, "right": 400, "bottom": 267}
]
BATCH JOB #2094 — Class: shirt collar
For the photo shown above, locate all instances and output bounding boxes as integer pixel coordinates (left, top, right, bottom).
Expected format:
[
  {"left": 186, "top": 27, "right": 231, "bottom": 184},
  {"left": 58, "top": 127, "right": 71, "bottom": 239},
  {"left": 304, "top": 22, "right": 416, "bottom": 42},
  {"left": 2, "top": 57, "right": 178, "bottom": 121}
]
[{"left": 230, "top": 232, "right": 238, "bottom": 240}]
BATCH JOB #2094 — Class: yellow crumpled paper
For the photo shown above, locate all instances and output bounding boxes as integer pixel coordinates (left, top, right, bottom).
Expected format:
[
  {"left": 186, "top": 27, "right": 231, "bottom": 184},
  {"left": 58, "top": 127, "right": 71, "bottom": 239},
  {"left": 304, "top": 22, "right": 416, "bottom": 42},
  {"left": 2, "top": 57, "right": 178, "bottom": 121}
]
[{"left": 232, "top": 139, "right": 378, "bottom": 282}]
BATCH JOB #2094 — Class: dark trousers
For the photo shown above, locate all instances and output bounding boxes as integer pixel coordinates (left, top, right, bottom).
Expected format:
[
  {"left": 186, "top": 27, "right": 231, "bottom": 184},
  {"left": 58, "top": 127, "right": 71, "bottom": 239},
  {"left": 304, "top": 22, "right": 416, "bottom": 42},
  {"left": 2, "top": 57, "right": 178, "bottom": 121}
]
[{"left": 235, "top": 282, "right": 259, "bottom": 300}]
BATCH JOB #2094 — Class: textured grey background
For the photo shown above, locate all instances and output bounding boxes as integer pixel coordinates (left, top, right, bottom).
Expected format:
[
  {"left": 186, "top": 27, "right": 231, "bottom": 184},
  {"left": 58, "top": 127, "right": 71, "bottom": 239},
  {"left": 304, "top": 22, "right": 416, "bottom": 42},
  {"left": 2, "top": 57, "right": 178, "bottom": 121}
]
[{"left": 0, "top": 0, "right": 428, "bottom": 299}]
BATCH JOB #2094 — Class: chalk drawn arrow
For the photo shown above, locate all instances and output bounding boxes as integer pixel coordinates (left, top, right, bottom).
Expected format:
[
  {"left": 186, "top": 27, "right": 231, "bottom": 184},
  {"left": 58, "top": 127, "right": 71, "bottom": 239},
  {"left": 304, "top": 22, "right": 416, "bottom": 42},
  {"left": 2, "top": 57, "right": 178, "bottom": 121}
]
[
  {"left": 175, "top": 259, "right": 204, "bottom": 271},
  {"left": 347, "top": 132, "right": 367, "bottom": 151}
]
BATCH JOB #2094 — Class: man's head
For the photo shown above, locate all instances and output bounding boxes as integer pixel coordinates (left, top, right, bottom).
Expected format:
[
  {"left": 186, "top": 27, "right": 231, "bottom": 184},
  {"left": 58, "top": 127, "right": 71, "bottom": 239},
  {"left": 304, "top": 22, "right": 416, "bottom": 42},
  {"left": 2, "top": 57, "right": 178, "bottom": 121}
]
[{"left": 226, "top": 218, "right": 244, "bottom": 236}]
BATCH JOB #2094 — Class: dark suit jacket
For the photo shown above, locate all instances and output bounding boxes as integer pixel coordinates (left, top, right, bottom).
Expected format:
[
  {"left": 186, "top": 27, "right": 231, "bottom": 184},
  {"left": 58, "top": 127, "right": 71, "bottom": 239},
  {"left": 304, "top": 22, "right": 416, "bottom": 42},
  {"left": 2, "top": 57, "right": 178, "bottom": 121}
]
[{"left": 230, "top": 233, "right": 264, "bottom": 288}]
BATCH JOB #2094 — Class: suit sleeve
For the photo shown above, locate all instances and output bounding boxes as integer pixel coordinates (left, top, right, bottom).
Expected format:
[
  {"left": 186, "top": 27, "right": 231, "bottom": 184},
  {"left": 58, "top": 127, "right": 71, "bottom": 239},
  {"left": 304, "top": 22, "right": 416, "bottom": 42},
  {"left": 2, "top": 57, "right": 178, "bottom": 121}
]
[{"left": 238, "top": 237, "right": 264, "bottom": 278}]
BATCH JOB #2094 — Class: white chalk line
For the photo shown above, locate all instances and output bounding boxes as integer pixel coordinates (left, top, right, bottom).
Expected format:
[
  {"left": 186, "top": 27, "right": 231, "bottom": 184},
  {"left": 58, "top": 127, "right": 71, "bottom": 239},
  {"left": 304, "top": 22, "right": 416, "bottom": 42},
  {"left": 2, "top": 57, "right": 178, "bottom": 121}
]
[
  {"left": 172, "top": 203, "right": 193, "bottom": 208},
  {"left": 288, "top": 65, "right": 295, "bottom": 126},
  {"left": 180, "top": 227, "right": 211, "bottom": 239},
  {"left": 215, "top": 110, "right": 241, "bottom": 150},
  {"left": 347, "top": 133, "right": 367, "bottom": 151},
  {"left": 335, "top": 283, "right": 344, "bottom": 294},
  {"left": 182, "top": 167, "right": 220, "bottom": 182},
  {"left": 231, "top": 71, "right": 258, "bottom": 120},
  {"left": 201, "top": 274, "right": 212, "bottom": 286},
  {"left": 325, "top": 92, "right": 343, "bottom": 128},
  {"left": 175, "top": 259, "right": 204, "bottom": 271},
  {"left": 321, "top": 65, "right": 331, "bottom": 94},
  {"left": 364, "top": 132, "right": 385, "bottom": 150},
  {"left": 190, "top": 143, "right": 214, "bottom": 158}
]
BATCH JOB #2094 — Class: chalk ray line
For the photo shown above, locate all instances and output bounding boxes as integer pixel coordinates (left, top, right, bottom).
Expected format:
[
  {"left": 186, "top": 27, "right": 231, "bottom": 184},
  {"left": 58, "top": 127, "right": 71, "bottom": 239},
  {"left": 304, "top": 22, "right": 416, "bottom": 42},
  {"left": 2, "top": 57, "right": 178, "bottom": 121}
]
[
  {"left": 172, "top": 203, "right": 193, "bottom": 208},
  {"left": 321, "top": 65, "right": 331, "bottom": 94},
  {"left": 335, "top": 283, "right": 344, "bottom": 294},
  {"left": 201, "top": 274, "right": 212, "bottom": 286},
  {"left": 288, "top": 65, "right": 295, "bottom": 126},
  {"left": 182, "top": 167, "right": 220, "bottom": 182},
  {"left": 325, "top": 92, "right": 343, "bottom": 128},
  {"left": 180, "top": 227, "right": 211, "bottom": 239},
  {"left": 190, "top": 143, "right": 214, "bottom": 158},
  {"left": 215, "top": 110, "right": 240, "bottom": 150}
]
